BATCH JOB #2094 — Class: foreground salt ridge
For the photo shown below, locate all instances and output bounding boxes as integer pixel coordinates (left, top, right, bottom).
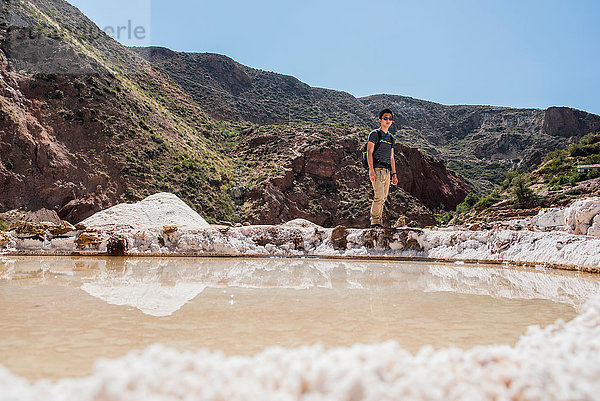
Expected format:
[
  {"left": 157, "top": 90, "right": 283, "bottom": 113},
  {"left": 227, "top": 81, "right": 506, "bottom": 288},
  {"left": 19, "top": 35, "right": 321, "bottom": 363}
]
[{"left": 1, "top": 293, "right": 599, "bottom": 401}]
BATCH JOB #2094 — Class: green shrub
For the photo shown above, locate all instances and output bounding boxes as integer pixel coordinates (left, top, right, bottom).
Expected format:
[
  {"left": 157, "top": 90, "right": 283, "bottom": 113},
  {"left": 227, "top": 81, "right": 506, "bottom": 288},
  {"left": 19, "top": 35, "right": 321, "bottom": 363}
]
[
  {"left": 502, "top": 170, "right": 522, "bottom": 189},
  {"left": 513, "top": 174, "right": 533, "bottom": 203},
  {"left": 150, "top": 133, "right": 165, "bottom": 144},
  {"left": 0, "top": 217, "right": 10, "bottom": 231},
  {"left": 435, "top": 211, "right": 455, "bottom": 226},
  {"left": 569, "top": 143, "right": 600, "bottom": 157},
  {"left": 579, "top": 133, "right": 600, "bottom": 146},
  {"left": 475, "top": 189, "right": 502, "bottom": 208},
  {"left": 569, "top": 134, "right": 600, "bottom": 157},
  {"left": 455, "top": 192, "right": 479, "bottom": 214},
  {"left": 539, "top": 149, "right": 571, "bottom": 177},
  {"left": 569, "top": 169, "right": 600, "bottom": 183},
  {"left": 543, "top": 148, "right": 568, "bottom": 163},
  {"left": 584, "top": 154, "right": 600, "bottom": 164}
]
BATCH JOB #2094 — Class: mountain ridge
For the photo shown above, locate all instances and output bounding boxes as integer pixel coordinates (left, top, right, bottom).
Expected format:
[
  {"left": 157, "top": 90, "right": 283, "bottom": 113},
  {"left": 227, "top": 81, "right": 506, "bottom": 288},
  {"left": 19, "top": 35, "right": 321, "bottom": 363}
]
[
  {"left": 0, "top": 0, "right": 468, "bottom": 228},
  {"left": 2, "top": 0, "right": 598, "bottom": 228},
  {"left": 133, "top": 45, "right": 600, "bottom": 191}
]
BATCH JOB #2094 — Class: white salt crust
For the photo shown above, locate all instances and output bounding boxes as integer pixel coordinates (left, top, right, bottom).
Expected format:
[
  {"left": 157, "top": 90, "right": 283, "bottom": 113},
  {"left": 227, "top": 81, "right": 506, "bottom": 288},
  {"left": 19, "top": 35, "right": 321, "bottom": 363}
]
[
  {"left": 4, "top": 221, "right": 600, "bottom": 269},
  {"left": 2, "top": 195, "right": 599, "bottom": 269}
]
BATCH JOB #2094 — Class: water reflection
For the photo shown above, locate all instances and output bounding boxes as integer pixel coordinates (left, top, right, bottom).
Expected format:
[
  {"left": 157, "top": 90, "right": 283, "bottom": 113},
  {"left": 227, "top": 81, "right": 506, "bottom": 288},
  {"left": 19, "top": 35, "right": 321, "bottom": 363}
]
[
  {"left": 2, "top": 256, "right": 599, "bottom": 316},
  {"left": 1, "top": 256, "right": 594, "bottom": 381}
]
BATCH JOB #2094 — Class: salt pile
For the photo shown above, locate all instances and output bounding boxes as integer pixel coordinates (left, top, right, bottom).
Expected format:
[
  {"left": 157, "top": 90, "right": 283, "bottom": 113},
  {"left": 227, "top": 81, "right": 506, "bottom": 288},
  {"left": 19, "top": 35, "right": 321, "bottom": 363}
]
[{"left": 79, "top": 192, "right": 210, "bottom": 231}]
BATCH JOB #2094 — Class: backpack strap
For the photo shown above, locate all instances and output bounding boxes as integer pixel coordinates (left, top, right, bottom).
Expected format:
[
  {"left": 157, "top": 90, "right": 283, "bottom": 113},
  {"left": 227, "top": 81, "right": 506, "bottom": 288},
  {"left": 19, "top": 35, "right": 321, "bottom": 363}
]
[{"left": 373, "top": 129, "right": 383, "bottom": 153}]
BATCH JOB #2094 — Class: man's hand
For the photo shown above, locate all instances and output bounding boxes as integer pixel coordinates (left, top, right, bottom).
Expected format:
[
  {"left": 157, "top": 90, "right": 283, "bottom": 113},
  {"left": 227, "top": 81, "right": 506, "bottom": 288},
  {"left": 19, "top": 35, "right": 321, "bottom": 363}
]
[
  {"left": 369, "top": 168, "right": 376, "bottom": 182},
  {"left": 391, "top": 173, "right": 398, "bottom": 186}
]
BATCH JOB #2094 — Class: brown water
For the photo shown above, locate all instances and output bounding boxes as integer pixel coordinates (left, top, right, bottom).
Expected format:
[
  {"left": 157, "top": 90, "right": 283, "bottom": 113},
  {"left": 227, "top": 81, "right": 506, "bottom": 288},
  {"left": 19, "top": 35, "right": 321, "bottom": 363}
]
[{"left": 1, "top": 256, "right": 592, "bottom": 382}]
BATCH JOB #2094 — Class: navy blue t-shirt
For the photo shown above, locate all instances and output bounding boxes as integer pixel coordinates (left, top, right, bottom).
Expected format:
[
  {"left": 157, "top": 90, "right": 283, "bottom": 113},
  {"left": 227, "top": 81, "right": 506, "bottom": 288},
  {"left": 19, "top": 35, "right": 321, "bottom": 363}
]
[{"left": 368, "top": 129, "right": 395, "bottom": 169}]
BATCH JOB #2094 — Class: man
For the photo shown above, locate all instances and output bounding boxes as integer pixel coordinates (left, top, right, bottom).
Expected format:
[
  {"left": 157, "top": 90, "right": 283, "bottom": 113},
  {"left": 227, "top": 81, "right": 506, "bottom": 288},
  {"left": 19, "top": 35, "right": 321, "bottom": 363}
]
[{"left": 367, "top": 108, "right": 398, "bottom": 228}]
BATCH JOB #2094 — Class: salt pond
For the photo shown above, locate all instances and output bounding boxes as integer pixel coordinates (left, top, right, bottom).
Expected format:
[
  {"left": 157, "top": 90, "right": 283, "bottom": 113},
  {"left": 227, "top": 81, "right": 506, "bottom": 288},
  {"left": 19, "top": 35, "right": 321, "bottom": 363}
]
[{"left": 1, "top": 256, "right": 597, "bottom": 385}]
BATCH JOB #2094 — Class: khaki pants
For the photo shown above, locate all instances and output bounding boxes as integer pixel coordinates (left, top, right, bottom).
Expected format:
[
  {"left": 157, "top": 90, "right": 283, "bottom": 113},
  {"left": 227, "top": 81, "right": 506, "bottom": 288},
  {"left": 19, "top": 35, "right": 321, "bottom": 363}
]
[{"left": 370, "top": 168, "right": 390, "bottom": 226}]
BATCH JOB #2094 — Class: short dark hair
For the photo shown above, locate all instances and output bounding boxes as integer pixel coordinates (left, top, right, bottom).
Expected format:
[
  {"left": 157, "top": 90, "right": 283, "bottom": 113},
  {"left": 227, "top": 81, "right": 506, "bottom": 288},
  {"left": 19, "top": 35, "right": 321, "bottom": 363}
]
[{"left": 378, "top": 108, "right": 393, "bottom": 119}]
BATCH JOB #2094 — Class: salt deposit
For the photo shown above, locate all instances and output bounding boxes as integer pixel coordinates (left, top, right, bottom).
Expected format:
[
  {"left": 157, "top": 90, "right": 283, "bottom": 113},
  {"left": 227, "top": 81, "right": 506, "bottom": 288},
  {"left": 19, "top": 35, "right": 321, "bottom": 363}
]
[
  {"left": 2, "top": 195, "right": 599, "bottom": 398},
  {"left": 564, "top": 196, "right": 600, "bottom": 236},
  {"left": 530, "top": 207, "right": 565, "bottom": 229},
  {"left": 2, "top": 194, "right": 600, "bottom": 270},
  {"left": 590, "top": 214, "right": 600, "bottom": 237},
  {"left": 2, "top": 188, "right": 600, "bottom": 401},
  {"left": 78, "top": 192, "right": 210, "bottom": 231}
]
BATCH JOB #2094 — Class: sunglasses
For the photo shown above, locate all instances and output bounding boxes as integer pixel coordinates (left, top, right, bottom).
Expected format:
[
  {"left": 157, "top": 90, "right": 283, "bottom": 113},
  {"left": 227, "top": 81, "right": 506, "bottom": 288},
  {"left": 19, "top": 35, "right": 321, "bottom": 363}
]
[{"left": 381, "top": 116, "right": 393, "bottom": 121}]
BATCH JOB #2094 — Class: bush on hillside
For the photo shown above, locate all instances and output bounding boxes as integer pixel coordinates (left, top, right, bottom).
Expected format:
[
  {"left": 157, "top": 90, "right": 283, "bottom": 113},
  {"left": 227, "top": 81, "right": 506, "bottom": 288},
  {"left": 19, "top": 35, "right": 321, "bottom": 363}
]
[
  {"left": 0, "top": 217, "right": 10, "bottom": 231},
  {"left": 503, "top": 170, "right": 534, "bottom": 204},
  {"left": 539, "top": 149, "right": 572, "bottom": 177},
  {"left": 569, "top": 133, "right": 600, "bottom": 157},
  {"left": 502, "top": 170, "right": 525, "bottom": 190},
  {"left": 475, "top": 189, "right": 502, "bottom": 209},
  {"left": 455, "top": 192, "right": 479, "bottom": 214},
  {"left": 536, "top": 132, "right": 600, "bottom": 187}
]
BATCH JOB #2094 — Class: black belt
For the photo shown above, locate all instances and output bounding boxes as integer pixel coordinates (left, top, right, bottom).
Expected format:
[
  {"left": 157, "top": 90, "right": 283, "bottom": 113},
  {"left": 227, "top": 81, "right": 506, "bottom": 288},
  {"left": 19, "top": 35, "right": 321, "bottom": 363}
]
[{"left": 374, "top": 161, "right": 391, "bottom": 170}]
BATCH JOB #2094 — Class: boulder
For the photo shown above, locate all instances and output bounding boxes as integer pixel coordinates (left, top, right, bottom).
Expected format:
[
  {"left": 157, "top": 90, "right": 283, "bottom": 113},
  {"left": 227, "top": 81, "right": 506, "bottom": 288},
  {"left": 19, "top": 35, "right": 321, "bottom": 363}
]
[
  {"left": 532, "top": 207, "right": 565, "bottom": 229},
  {"left": 22, "top": 208, "right": 61, "bottom": 225},
  {"left": 589, "top": 214, "right": 600, "bottom": 237},
  {"left": 564, "top": 197, "right": 600, "bottom": 236},
  {"left": 331, "top": 226, "right": 348, "bottom": 250}
]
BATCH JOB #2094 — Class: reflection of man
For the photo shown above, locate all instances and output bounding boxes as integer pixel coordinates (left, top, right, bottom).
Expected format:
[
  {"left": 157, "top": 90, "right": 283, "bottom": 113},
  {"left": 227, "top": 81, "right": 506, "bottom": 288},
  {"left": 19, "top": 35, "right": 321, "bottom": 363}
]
[{"left": 366, "top": 108, "right": 398, "bottom": 228}]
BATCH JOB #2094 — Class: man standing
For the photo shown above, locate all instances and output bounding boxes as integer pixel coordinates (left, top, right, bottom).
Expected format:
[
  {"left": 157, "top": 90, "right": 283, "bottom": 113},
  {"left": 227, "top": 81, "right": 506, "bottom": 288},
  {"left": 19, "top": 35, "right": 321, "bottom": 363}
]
[{"left": 367, "top": 108, "right": 398, "bottom": 228}]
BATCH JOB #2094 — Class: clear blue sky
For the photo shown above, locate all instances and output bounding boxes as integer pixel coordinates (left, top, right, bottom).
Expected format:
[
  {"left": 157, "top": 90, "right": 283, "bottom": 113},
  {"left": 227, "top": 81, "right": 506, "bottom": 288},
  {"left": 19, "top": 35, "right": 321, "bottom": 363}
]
[{"left": 68, "top": 0, "right": 600, "bottom": 115}]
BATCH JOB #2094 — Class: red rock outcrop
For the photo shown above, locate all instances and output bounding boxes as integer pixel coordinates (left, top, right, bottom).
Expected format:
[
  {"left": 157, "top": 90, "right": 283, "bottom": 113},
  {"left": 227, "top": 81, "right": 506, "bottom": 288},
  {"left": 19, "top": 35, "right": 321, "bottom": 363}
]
[
  {"left": 237, "top": 125, "right": 468, "bottom": 228},
  {"left": 542, "top": 107, "right": 600, "bottom": 139},
  {"left": 394, "top": 143, "right": 469, "bottom": 211}
]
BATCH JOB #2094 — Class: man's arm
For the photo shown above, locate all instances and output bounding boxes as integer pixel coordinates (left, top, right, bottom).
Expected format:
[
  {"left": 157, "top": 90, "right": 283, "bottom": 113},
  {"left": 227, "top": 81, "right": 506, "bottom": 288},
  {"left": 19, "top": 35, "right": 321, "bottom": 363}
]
[
  {"left": 367, "top": 142, "right": 376, "bottom": 182},
  {"left": 390, "top": 148, "right": 398, "bottom": 185}
]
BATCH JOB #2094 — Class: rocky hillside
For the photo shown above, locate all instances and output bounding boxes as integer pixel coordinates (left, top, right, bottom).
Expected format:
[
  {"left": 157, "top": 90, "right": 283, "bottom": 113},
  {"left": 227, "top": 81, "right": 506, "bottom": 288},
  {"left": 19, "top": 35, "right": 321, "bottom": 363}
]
[
  {"left": 6, "top": 0, "right": 596, "bottom": 228},
  {"left": 445, "top": 132, "right": 600, "bottom": 227},
  {"left": 0, "top": 0, "right": 469, "bottom": 228},
  {"left": 131, "top": 47, "right": 373, "bottom": 126},
  {"left": 134, "top": 46, "right": 600, "bottom": 192},
  {"left": 232, "top": 124, "right": 468, "bottom": 228},
  {"left": 360, "top": 95, "right": 600, "bottom": 191},
  {"left": 0, "top": 0, "right": 236, "bottom": 223}
]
